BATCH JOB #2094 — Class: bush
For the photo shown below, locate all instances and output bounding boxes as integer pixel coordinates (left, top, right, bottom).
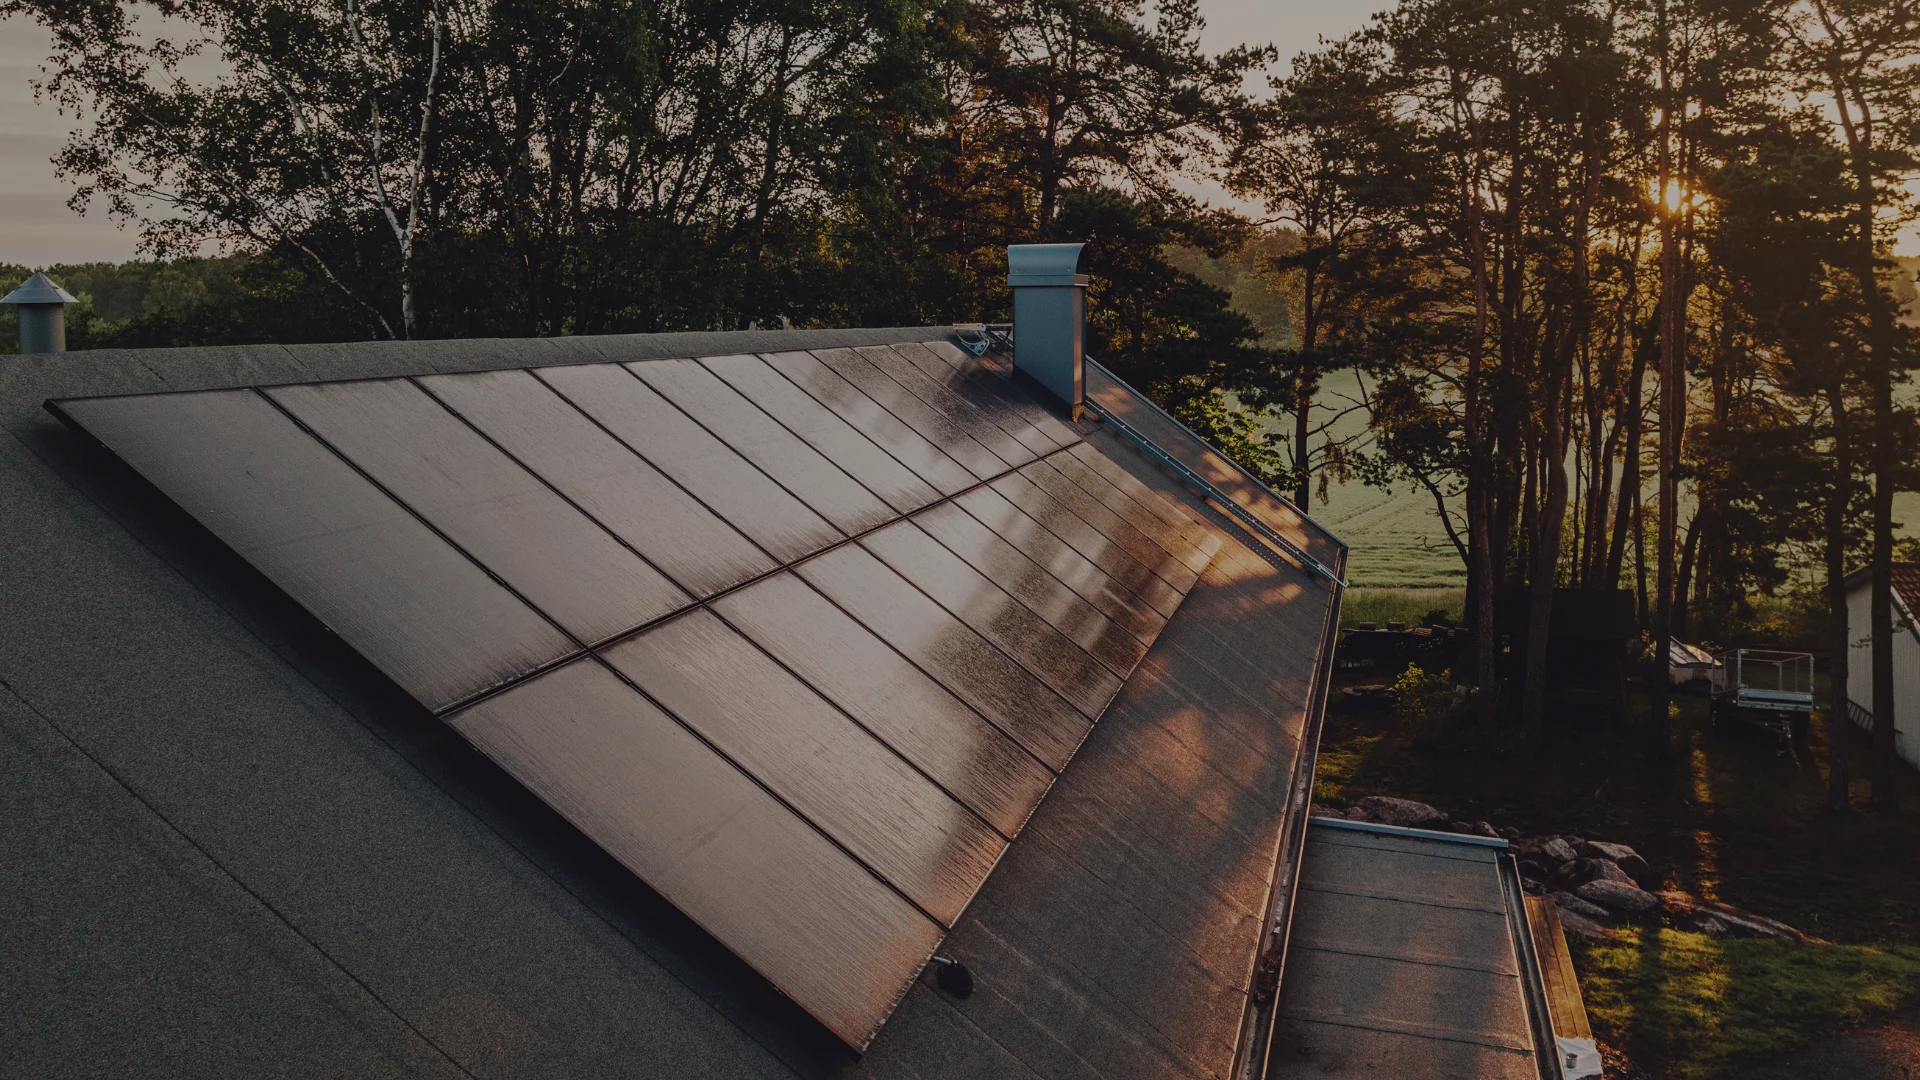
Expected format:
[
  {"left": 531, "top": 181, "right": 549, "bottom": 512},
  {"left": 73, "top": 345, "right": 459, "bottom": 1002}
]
[{"left": 1392, "top": 663, "right": 1459, "bottom": 731}]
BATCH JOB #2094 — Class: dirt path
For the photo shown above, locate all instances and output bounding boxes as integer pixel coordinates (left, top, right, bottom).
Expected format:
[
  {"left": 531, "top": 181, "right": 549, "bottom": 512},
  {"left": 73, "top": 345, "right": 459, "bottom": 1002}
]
[{"left": 1739, "top": 1011, "right": 1920, "bottom": 1079}]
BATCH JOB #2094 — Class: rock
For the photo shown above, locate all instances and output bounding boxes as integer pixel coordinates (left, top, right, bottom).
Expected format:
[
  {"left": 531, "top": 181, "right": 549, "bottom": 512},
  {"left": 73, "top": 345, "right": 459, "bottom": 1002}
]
[
  {"left": 1557, "top": 908, "right": 1614, "bottom": 939},
  {"left": 1578, "top": 840, "right": 1651, "bottom": 882},
  {"left": 1340, "top": 684, "right": 1398, "bottom": 709},
  {"left": 1498, "top": 826, "right": 1522, "bottom": 840},
  {"left": 1705, "top": 905, "right": 1802, "bottom": 942},
  {"left": 1467, "top": 820, "right": 1502, "bottom": 839},
  {"left": 1350, "top": 796, "right": 1447, "bottom": 829},
  {"left": 1568, "top": 857, "right": 1635, "bottom": 887},
  {"left": 1552, "top": 891, "right": 1613, "bottom": 922},
  {"left": 1313, "top": 805, "right": 1350, "bottom": 820},
  {"left": 1521, "top": 877, "right": 1547, "bottom": 896},
  {"left": 1577, "top": 879, "right": 1660, "bottom": 915},
  {"left": 1515, "top": 836, "right": 1580, "bottom": 864},
  {"left": 1655, "top": 891, "right": 1807, "bottom": 941}
]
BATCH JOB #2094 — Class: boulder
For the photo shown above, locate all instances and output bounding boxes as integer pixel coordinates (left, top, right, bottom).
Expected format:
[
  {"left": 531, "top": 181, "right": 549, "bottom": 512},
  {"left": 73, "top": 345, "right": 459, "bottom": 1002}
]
[
  {"left": 1568, "top": 857, "right": 1635, "bottom": 887},
  {"left": 1557, "top": 908, "right": 1613, "bottom": 939},
  {"left": 1577, "top": 879, "right": 1660, "bottom": 915},
  {"left": 1578, "top": 840, "right": 1651, "bottom": 882},
  {"left": 1312, "top": 805, "right": 1350, "bottom": 820},
  {"left": 1350, "top": 796, "right": 1447, "bottom": 829},
  {"left": 1681, "top": 912, "right": 1729, "bottom": 934},
  {"left": 1521, "top": 877, "right": 1547, "bottom": 896},
  {"left": 1516, "top": 836, "right": 1580, "bottom": 865},
  {"left": 1552, "top": 891, "right": 1613, "bottom": 923}
]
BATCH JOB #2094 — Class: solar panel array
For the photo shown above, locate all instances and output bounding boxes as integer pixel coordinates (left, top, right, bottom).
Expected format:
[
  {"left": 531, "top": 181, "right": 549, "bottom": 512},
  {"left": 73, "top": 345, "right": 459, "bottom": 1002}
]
[{"left": 53, "top": 340, "right": 1226, "bottom": 1049}]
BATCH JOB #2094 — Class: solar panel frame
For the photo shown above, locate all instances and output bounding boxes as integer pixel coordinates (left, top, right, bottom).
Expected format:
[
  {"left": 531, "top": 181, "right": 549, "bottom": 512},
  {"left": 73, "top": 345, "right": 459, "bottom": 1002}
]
[{"left": 50, "top": 350, "right": 1252, "bottom": 1057}]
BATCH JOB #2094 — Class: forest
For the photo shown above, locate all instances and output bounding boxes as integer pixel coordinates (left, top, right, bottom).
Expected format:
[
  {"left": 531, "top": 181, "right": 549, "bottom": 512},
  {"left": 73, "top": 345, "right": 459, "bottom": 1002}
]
[{"left": 6, "top": 0, "right": 1920, "bottom": 785}]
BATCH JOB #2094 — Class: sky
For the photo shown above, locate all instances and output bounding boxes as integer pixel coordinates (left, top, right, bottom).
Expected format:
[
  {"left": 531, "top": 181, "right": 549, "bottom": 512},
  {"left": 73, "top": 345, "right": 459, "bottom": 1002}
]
[{"left": 0, "top": 2, "right": 1374, "bottom": 267}]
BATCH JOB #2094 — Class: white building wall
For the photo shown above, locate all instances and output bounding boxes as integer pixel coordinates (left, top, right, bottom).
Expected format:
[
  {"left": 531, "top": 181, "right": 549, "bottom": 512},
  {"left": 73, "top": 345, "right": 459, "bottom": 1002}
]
[{"left": 1845, "top": 579, "right": 1920, "bottom": 771}]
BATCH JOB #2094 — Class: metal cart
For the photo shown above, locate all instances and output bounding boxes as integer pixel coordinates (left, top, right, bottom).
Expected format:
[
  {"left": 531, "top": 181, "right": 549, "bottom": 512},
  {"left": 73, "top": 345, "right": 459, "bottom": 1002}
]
[{"left": 1708, "top": 649, "right": 1814, "bottom": 752}]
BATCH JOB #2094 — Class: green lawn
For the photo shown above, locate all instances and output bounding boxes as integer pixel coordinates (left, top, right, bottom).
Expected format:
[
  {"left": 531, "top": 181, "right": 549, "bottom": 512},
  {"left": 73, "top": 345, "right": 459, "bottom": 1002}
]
[{"left": 1573, "top": 930, "right": 1920, "bottom": 1079}]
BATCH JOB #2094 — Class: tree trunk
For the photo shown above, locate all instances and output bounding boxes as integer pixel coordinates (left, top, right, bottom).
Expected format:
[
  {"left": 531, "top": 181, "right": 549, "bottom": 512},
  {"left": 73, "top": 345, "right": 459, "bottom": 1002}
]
[
  {"left": 1827, "top": 381, "right": 1853, "bottom": 812},
  {"left": 1675, "top": 511, "right": 1701, "bottom": 640},
  {"left": 1608, "top": 305, "right": 1656, "bottom": 590}
]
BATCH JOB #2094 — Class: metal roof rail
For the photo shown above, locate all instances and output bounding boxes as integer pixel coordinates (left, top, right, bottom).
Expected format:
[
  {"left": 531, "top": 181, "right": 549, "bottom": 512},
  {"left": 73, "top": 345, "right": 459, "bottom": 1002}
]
[{"left": 1081, "top": 387, "right": 1347, "bottom": 587}]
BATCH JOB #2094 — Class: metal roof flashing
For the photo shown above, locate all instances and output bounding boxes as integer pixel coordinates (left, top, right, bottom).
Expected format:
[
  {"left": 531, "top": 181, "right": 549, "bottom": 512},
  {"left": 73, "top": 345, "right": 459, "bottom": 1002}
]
[{"left": 1005, "top": 242, "right": 1088, "bottom": 287}]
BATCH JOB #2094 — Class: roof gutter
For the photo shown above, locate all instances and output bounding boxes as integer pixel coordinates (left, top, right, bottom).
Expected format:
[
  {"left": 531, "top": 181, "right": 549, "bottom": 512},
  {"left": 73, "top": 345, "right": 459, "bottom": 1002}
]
[{"left": 1234, "top": 546, "right": 1345, "bottom": 1080}]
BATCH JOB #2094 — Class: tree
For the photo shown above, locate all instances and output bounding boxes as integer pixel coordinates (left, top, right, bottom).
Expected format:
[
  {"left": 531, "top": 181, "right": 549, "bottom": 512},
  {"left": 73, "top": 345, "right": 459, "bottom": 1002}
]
[
  {"left": 1785, "top": 0, "right": 1920, "bottom": 809},
  {"left": 1229, "top": 34, "right": 1425, "bottom": 509}
]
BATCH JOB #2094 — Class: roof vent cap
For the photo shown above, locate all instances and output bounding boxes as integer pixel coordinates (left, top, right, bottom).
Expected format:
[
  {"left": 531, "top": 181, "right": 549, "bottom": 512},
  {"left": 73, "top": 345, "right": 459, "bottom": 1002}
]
[{"left": 3, "top": 272, "right": 78, "bottom": 354}]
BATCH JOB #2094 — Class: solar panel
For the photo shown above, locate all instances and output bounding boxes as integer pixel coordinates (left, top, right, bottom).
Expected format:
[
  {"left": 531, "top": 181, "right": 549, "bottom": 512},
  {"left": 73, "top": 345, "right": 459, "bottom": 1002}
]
[
  {"left": 537, "top": 363, "right": 840, "bottom": 563},
  {"left": 712, "top": 573, "right": 1054, "bottom": 839},
  {"left": 447, "top": 657, "right": 943, "bottom": 1047},
  {"left": 910, "top": 502, "right": 1150, "bottom": 677},
  {"left": 950, "top": 485, "right": 1169, "bottom": 646},
  {"left": 1042, "top": 451, "right": 1220, "bottom": 571},
  {"left": 806, "top": 349, "right": 1011, "bottom": 479},
  {"left": 756, "top": 351, "right": 977, "bottom": 496},
  {"left": 852, "top": 345, "right": 1045, "bottom": 463},
  {"left": 698, "top": 354, "right": 942, "bottom": 514},
  {"left": 52, "top": 390, "right": 576, "bottom": 710},
  {"left": 1017, "top": 459, "right": 1202, "bottom": 591},
  {"left": 857, "top": 520, "right": 1123, "bottom": 719},
  {"left": 796, "top": 543, "right": 1092, "bottom": 769},
  {"left": 415, "top": 369, "right": 777, "bottom": 598},
  {"left": 628, "top": 359, "right": 895, "bottom": 535},
  {"left": 987, "top": 471, "right": 1186, "bottom": 618},
  {"left": 268, "top": 379, "right": 691, "bottom": 645},
  {"left": 602, "top": 609, "right": 1003, "bottom": 926},
  {"left": 52, "top": 347, "right": 1236, "bottom": 1054},
  {"left": 893, "top": 340, "right": 1079, "bottom": 450}
]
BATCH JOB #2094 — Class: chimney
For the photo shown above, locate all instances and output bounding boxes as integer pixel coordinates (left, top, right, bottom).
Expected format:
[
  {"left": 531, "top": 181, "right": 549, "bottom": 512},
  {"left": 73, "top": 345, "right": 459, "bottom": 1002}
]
[
  {"left": 1007, "top": 243, "right": 1088, "bottom": 418},
  {"left": 3, "top": 273, "right": 78, "bottom": 354}
]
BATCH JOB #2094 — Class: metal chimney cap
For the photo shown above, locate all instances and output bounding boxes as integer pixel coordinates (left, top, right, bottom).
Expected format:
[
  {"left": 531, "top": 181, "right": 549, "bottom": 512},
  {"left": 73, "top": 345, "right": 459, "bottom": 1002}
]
[
  {"left": 2, "top": 272, "right": 78, "bottom": 306},
  {"left": 1007, "top": 243, "right": 1089, "bottom": 288}
]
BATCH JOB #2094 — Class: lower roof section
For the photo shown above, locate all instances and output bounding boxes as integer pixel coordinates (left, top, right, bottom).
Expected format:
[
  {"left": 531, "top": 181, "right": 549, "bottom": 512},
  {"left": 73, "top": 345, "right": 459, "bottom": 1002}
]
[{"left": 1266, "top": 820, "right": 1557, "bottom": 1080}]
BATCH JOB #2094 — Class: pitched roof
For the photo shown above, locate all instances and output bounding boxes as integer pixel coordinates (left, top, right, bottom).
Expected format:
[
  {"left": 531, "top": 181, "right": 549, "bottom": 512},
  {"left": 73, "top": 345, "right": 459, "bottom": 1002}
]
[{"left": 1, "top": 328, "right": 1342, "bottom": 1077}]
